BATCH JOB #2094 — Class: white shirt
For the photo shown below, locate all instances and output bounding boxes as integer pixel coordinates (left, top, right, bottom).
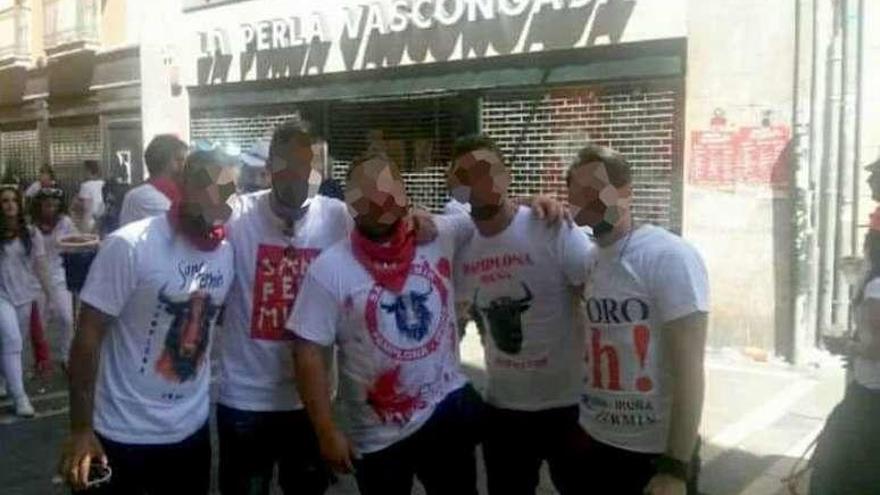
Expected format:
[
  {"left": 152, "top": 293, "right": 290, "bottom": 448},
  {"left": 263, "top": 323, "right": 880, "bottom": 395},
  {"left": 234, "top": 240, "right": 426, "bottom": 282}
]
[
  {"left": 39, "top": 216, "right": 77, "bottom": 285},
  {"left": 78, "top": 179, "right": 105, "bottom": 222},
  {"left": 443, "top": 198, "right": 471, "bottom": 216},
  {"left": 288, "top": 215, "right": 473, "bottom": 454},
  {"left": 579, "top": 225, "right": 709, "bottom": 454},
  {"left": 119, "top": 183, "right": 172, "bottom": 227},
  {"left": 219, "top": 192, "right": 351, "bottom": 411},
  {"left": 456, "top": 206, "right": 592, "bottom": 410},
  {"left": 80, "top": 216, "right": 234, "bottom": 444},
  {"left": 855, "top": 279, "right": 880, "bottom": 389},
  {"left": 0, "top": 227, "right": 46, "bottom": 306}
]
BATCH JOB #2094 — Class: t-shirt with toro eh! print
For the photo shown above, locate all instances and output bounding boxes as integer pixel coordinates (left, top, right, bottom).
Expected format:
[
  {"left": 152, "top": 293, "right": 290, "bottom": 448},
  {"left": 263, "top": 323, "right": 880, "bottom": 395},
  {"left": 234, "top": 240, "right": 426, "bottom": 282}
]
[
  {"left": 80, "top": 215, "right": 234, "bottom": 444},
  {"left": 287, "top": 215, "right": 474, "bottom": 454},
  {"left": 218, "top": 192, "right": 351, "bottom": 411},
  {"left": 580, "top": 225, "right": 709, "bottom": 454},
  {"left": 456, "top": 206, "right": 593, "bottom": 411}
]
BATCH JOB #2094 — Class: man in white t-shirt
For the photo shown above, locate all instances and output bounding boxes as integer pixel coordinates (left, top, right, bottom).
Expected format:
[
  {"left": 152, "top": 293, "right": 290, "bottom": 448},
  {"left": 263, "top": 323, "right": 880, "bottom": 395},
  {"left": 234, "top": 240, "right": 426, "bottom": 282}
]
[
  {"left": 118, "top": 134, "right": 188, "bottom": 227},
  {"left": 566, "top": 145, "right": 709, "bottom": 495},
  {"left": 217, "top": 120, "right": 345, "bottom": 495},
  {"left": 75, "top": 160, "right": 105, "bottom": 233},
  {"left": 288, "top": 153, "right": 484, "bottom": 495},
  {"left": 449, "top": 135, "right": 593, "bottom": 495},
  {"left": 59, "top": 149, "right": 238, "bottom": 494}
]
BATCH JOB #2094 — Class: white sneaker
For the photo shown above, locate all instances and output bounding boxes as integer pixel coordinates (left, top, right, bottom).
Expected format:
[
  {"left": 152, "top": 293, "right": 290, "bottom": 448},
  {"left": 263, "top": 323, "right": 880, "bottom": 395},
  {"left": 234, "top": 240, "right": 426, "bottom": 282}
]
[{"left": 15, "top": 396, "right": 35, "bottom": 417}]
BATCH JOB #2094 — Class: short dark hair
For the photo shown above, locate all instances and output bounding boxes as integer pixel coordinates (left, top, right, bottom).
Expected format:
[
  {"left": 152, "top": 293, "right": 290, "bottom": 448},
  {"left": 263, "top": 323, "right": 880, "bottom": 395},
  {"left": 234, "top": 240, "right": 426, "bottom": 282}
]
[
  {"left": 268, "top": 120, "right": 313, "bottom": 162},
  {"left": 83, "top": 160, "right": 101, "bottom": 177},
  {"left": 451, "top": 134, "right": 505, "bottom": 163},
  {"left": 144, "top": 134, "right": 188, "bottom": 176},
  {"left": 346, "top": 152, "right": 397, "bottom": 181},
  {"left": 566, "top": 145, "right": 632, "bottom": 187}
]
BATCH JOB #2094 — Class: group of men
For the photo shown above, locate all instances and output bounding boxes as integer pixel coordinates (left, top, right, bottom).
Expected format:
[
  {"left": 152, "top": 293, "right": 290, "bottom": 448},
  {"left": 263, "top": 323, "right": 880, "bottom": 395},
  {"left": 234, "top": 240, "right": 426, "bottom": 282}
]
[{"left": 58, "top": 120, "right": 709, "bottom": 495}]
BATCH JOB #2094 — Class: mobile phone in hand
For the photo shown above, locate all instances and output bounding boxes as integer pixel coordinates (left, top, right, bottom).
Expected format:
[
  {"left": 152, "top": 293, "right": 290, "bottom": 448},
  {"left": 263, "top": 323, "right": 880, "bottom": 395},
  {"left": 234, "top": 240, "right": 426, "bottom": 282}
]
[{"left": 85, "top": 463, "right": 111, "bottom": 489}]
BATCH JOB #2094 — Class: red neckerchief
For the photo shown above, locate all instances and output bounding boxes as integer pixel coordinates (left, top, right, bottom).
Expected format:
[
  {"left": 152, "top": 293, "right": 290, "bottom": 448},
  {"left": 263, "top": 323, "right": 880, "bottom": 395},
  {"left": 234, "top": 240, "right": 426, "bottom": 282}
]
[
  {"left": 167, "top": 202, "right": 226, "bottom": 252},
  {"left": 351, "top": 221, "right": 416, "bottom": 293},
  {"left": 149, "top": 176, "right": 182, "bottom": 204}
]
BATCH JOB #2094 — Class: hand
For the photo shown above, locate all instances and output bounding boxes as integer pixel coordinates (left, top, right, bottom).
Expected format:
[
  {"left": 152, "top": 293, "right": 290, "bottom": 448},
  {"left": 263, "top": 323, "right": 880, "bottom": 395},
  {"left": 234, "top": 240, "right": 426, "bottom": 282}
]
[
  {"left": 59, "top": 429, "right": 107, "bottom": 491},
  {"left": 317, "top": 427, "right": 357, "bottom": 474},
  {"left": 644, "top": 473, "right": 686, "bottom": 495},
  {"left": 526, "top": 195, "right": 572, "bottom": 226},
  {"left": 410, "top": 208, "right": 438, "bottom": 245}
]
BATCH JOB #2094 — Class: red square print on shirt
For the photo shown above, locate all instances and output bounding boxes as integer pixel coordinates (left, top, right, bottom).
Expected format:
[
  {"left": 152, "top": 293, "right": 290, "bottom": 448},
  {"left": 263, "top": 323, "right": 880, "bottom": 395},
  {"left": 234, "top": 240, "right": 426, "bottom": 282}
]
[{"left": 250, "top": 244, "right": 320, "bottom": 340}]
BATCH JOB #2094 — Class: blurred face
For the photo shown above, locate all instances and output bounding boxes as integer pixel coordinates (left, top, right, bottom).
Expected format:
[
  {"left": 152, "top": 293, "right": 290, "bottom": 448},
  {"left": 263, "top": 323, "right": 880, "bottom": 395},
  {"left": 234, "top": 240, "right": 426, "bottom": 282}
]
[
  {"left": 448, "top": 149, "right": 510, "bottom": 220},
  {"left": 269, "top": 133, "right": 322, "bottom": 213},
  {"left": 180, "top": 163, "right": 238, "bottom": 233},
  {"left": 39, "top": 198, "right": 61, "bottom": 221},
  {"left": 39, "top": 172, "right": 53, "bottom": 186},
  {"left": 346, "top": 158, "right": 409, "bottom": 238},
  {"left": 567, "top": 161, "right": 631, "bottom": 236},
  {"left": 0, "top": 190, "right": 19, "bottom": 219}
]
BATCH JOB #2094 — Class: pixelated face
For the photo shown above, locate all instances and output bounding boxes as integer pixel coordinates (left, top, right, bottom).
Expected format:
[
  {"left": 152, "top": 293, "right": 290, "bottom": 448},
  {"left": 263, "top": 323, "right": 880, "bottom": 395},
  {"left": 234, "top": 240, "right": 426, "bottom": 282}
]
[
  {"left": 0, "top": 190, "right": 19, "bottom": 218},
  {"left": 346, "top": 157, "right": 409, "bottom": 237},
  {"left": 567, "top": 161, "right": 631, "bottom": 235},
  {"left": 448, "top": 150, "right": 510, "bottom": 219},
  {"left": 180, "top": 164, "right": 238, "bottom": 230},
  {"left": 269, "top": 133, "right": 322, "bottom": 211}
]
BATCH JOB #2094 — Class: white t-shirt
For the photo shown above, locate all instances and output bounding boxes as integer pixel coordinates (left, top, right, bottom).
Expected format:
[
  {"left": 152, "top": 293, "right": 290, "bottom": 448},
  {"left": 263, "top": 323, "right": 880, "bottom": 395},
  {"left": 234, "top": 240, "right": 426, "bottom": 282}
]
[
  {"left": 855, "top": 279, "right": 880, "bottom": 389},
  {"left": 78, "top": 179, "right": 106, "bottom": 221},
  {"left": 39, "top": 216, "right": 77, "bottom": 285},
  {"left": 80, "top": 216, "right": 234, "bottom": 444},
  {"left": 0, "top": 227, "right": 46, "bottom": 306},
  {"left": 288, "top": 215, "right": 473, "bottom": 454},
  {"left": 579, "top": 225, "right": 709, "bottom": 454},
  {"left": 443, "top": 198, "right": 471, "bottom": 216},
  {"left": 456, "top": 206, "right": 592, "bottom": 411},
  {"left": 119, "top": 183, "right": 172, "bottom": 227},
  {"left": 219, "top": 192, "right": 351, "bottom": 411}
]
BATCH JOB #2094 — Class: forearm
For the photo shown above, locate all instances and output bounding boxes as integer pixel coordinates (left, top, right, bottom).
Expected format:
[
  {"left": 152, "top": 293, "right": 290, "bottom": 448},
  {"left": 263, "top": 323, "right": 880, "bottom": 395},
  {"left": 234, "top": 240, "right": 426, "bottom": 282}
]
[
  {"left": 666, "top": 369, "right": 704, "bottom": 462},
  {"left": 293, "top": 339, "right": 337, "bottom": 436},
  {"left": 69, "top": 306, "right": 106, "bottom": 432}
]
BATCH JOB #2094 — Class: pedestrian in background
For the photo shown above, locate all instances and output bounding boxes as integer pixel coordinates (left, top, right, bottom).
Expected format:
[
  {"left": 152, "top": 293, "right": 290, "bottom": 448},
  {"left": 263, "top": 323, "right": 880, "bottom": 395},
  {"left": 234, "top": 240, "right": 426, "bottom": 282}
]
[
  {"left": 118, "top": 135, "right": 188, "bottom": 227},
  {"left": 73, "top": 160, "right": 105, "bottom": 234},
  {"left": 24, "top": 165, "right": 58, "bottom": 199}
]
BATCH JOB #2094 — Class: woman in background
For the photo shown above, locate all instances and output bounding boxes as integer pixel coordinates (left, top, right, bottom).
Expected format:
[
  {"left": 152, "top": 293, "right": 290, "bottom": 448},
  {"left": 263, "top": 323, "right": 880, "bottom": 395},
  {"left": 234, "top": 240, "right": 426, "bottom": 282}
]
[
  {"left": 24, "top": 165, "right": 58, "bottom": 199},
  {"left": 30, "top": 188, "right": 77, "bottom": 371},
  {"left": 811, "top": 219, "right": 880, "bottom": 494},
  {"left": 0, "top": 185, "right": 55, "bottom": 417}
]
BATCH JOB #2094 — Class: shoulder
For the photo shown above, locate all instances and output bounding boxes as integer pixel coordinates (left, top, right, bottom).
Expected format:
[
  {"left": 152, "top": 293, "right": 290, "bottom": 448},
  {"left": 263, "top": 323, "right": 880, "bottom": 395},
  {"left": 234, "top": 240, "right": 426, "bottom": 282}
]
[
  {"left": 634, "top": 225, "right": 703, "bottom": 262},
  {"left": 313, "top": 195, "right": 348, "bottom": 217},
  {"left": 229, "top": 190, "right": 268, "bottom": 223},
  {"left": 307, "top": 239, "right": 353, "bottom": 287},
  {"left": 111, "top": 215, "right": 168, "bottom": 247}
]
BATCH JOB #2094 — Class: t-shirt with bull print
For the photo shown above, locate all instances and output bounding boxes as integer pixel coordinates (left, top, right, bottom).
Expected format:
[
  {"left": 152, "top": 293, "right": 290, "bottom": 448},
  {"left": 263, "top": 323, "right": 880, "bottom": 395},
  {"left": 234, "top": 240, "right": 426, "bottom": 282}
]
[
  {"left": 580, "top": 224, "right": 708, "bottom": 454},
  {"left": 80, "top": 215, "right": 234, "bottom": 444},
  {"left": 219, "top": 191, "right": 351, "bottom": 411},
  {"left": 455, "top": 206, "right": 593, "bottom": 411},
  {"left": 287, "top": 215, "right": 473, "bottom": 454}
]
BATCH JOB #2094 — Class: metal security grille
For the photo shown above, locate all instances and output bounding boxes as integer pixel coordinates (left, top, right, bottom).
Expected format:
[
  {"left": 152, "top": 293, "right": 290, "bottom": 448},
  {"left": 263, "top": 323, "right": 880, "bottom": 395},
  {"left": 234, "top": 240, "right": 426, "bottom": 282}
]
[
  {"left": 482, "top": 83, "right": 682, "bottom": 232},
  {"left": 191, "top": 111, "right": 301, "bottom": 153},
  {"left": 327, "top": 96, "right": 468, "bottom": 213},
  {"left": 50, "top": 124, "right": 102, "bottom": 193},
  {"left": 0, "top": 128, "right": 40, "bottom": 184}
]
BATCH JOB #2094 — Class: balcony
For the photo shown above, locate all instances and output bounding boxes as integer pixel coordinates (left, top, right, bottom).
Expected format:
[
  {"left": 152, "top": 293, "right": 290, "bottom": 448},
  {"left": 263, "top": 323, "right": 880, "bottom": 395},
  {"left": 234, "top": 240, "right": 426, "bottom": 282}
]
[
  {"left": 0, "top": 3, "right": 31, "bottom": 69},
  {"left": 43, "top": 0, "right": 99, "bottom": 57}
]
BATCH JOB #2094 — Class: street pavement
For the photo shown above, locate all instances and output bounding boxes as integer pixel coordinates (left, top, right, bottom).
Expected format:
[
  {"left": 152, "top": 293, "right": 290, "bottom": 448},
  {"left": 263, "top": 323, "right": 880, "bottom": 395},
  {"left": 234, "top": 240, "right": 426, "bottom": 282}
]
[{"left": 0, "top": 327, "right": 845, "bottom": 495}]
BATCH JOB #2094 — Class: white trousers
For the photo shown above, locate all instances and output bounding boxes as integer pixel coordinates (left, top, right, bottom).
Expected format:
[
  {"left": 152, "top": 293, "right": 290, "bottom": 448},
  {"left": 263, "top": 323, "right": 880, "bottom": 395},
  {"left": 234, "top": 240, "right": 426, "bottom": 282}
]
[{"left": 0, "top": 296, "right": 33, "bottom": 400}]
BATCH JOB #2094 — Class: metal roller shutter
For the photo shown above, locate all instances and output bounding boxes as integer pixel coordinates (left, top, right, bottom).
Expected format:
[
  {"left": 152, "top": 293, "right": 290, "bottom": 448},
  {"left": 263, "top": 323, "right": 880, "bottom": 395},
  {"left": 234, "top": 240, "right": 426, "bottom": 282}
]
[
  {"left": 327, "top": 95, "right": 472, "bottom": 213},
  {"left": 0, "top": 128, "right": 41, "bottom": 184},
  {"left": 50, "top": 124, "right": 102, "bottom": 194},
  {"left": 482, "top": 82, "right": 683, "bottom": 232},
  {"left": 191, "top": 111, "right": 301, "bottom": 152}
]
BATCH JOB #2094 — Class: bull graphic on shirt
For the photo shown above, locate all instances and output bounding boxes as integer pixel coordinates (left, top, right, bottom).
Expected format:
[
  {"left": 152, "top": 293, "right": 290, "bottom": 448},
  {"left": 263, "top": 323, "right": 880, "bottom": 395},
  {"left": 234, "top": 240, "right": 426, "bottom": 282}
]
[
  {"left": 154, "top": 286, "right": 221, "bottom": 383},
  {"left": 380, "top": 286, "right": 434, "bottom": 342},
  {"left": 473, "top": 283, "right": 534, "bottom": 355}
]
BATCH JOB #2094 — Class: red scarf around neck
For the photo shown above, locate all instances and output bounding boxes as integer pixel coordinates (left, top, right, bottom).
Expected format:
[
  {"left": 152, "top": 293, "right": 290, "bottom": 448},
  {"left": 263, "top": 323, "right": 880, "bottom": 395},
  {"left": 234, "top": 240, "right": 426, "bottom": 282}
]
[
  {"left": 149, "top": 176, "right": 182, "bottom": 204},
  {"left": 167, "top": 202, "right": 226, "bottom": 252},
  {"left": 351, "top": 221, "right": 416, "bottom": 293}
]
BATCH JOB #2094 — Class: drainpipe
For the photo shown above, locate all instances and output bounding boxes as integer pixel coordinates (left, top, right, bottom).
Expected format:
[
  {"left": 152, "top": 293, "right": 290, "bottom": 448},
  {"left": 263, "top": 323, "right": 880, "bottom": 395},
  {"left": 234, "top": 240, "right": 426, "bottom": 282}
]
[
  {"left": 851, "top": 0, "right": 864, "bottom": 251},
  {"left": 807, "top": 0, "right": 824, "bottom": 350}
]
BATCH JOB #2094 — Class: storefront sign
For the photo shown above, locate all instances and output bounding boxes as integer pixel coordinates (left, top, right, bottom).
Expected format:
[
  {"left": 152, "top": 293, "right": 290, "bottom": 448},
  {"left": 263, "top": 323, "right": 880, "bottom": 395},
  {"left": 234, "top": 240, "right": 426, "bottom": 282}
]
[{"left": 188, "top": 0, "right": 684, "bottom": 86}]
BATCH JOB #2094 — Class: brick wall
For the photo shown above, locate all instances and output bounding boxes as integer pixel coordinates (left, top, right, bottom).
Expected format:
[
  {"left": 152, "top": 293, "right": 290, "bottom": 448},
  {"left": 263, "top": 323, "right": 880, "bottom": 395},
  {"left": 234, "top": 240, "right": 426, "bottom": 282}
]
[
  {"left": 482, "top": 83, "right": 682, "bottom": 231},
  {"left": 0, "top": 128, "right": 41, "bottom": 184},
  {"left": 50, "top": 124, "right": 102, "bottom": 193}
]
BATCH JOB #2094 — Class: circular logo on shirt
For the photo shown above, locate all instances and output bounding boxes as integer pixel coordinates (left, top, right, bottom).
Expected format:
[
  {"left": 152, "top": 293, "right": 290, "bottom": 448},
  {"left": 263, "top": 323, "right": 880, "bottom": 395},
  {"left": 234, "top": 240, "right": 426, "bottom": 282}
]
[{"left": 365, "top": 259, "right": 451, "bottom": 361}]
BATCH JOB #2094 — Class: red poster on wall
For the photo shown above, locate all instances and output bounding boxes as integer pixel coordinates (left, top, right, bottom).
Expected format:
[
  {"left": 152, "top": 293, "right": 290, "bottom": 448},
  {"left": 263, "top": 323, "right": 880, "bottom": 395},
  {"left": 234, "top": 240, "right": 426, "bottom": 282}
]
[
  {"left": 736, "top": 125, "right": 791, "bottom": 186},
  {"left": 689, "top": 129, "right": 739, "bottom": 185}
]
